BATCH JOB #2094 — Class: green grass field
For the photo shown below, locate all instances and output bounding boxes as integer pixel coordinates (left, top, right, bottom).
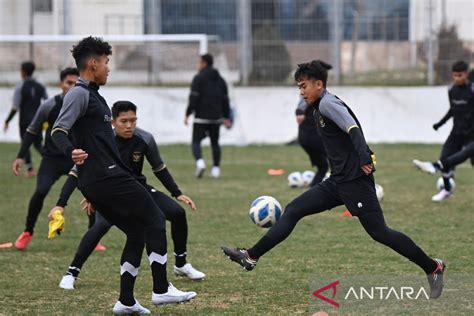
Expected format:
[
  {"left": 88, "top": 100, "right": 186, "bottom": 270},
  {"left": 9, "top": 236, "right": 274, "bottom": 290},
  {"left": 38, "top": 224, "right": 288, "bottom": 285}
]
[{"left": 0, "top": 142, "right": 473, "bottom": 315}]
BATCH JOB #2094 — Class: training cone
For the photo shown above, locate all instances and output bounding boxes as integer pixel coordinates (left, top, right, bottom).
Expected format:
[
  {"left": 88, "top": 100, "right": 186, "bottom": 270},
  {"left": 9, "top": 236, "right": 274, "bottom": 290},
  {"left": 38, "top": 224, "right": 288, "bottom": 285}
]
[{"left": 341, "top": 210, "right": 352, "bottom": 217}]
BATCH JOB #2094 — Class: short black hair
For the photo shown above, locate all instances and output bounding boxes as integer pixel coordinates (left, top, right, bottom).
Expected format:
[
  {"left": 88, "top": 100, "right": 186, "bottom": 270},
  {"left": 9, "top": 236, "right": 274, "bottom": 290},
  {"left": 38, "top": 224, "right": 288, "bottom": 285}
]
[
  {"left": 201, "top": 53, "right": 213, "bottom": 67},
  {"left": 21, "top": 61, "right": 35, "bottom": 76},
  {"left": 59, "top": 67, "right": 79, "bottom": 81},
  {"left": 71, "top": 36, "right": 112, "bottom": 70},
  {"left": 294, "top": 60, "right": 332, "bottom": 86},
  {"left": 112, "top": 101, "right": 137, "bottom": 119},
  {"left": 452, "top": 60, "right": 468, "bottom": 72}
]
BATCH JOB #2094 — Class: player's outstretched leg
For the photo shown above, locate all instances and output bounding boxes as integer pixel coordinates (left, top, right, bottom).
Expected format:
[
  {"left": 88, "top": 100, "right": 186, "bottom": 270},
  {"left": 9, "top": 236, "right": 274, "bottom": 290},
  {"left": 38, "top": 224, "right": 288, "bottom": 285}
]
[{"left": 222, "top": 181, "right": 342, "bottom": 271}]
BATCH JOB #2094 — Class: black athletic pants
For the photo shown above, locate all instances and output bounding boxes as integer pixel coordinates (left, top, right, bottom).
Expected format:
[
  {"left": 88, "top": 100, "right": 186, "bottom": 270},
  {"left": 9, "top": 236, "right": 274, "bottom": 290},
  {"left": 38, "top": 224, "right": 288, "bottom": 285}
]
[
  {"left": 69, "top": 186, "right": 188, "bottom": 272},
  {"left": 298, "top": 130, "right": 328, "bottom": 186},
  {"left": 248, "top": 175, "right": 437, "bottom": 275},
  {"left": 24, "top": 156, "right": 72, "bottom": 234},
  {"left": 19, "top": 124, "right": 43, "bottom": 169},
  {"left": 81, "top": 176, "right": 169, "bottom": 306},
  {"left": 442, "top": 141, "right": 474, "bottom": 169},
  {"left": 439, "top": 133, "right": 474, "bottom": 189},
  {"left": 192, "top": 123, "right": 221, "bottom": 166}
]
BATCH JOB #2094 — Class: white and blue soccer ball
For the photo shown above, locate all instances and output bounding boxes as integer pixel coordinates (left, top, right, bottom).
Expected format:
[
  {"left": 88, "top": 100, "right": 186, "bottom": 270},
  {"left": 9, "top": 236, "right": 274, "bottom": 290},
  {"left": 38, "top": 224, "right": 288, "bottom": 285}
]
[
  {"left": 374, "top": 183, "right": 384, "bottom": 202},
  {"left": 249, "top": 196, "right": 283, "bottom": 228},
  {"left": 288, "top": 171, "right": 304, "bottom": 188},
  {"left": 436, "top": 177, "right": 455, "bottom": 191},
  {"left": 301, "top": 170, "right": 315, "bottom": 187}
]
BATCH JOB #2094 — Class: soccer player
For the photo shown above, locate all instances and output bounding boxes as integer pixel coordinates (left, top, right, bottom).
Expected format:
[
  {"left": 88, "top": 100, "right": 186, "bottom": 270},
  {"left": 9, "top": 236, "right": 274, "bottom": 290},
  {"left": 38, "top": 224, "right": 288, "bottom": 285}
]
[
  {"left": 51, "top": 36, "right": 196, "bottom": 314},
  {"left": 295, "top": 60, "right": 330, "bottom": 186},
  {"left": 11, "top": 67, "right": 79, "bottom": 250},
  {"left": 184, "top": 53, "right": 232, "bottom": 179},
  {"left": 4, "top": 61, "right": 48, "bottom": 176},
  {"left": 222, "top": 60, "right": 446, "bottom": 299},
  {"left": 428, "top": 60, "right": 474, "bottom": 201},
  {"left": 55, "top": 100, "right": 205, "bottom": 290}
]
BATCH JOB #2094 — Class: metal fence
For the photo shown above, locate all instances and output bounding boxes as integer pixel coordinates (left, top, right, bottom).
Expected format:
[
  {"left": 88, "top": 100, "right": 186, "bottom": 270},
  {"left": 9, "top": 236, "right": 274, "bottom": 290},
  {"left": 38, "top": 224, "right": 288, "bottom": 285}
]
[{"left": 0, "top": 0, "right": 472, "bottom": 85}]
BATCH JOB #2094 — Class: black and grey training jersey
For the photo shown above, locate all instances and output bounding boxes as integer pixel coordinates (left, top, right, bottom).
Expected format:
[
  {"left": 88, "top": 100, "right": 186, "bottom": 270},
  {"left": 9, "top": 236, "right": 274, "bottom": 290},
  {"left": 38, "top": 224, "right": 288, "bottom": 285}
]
[
  {"left": 26, "top": 94, "right": 70, "bottom": 158},
  {"left": 444, "top": 81, "right": 474, "bottom": 136},
  {"left": 11, "top": 78, "right": 48, "bottom": 127},
  {"left": 52, "top": 78, "right": 129, "bottom": 188},
  {"left": 115, "top": 127, "right": 166, "bottom": 185},
  {"left": 314, "top": 90, "right": 373, "bottom": 183}
]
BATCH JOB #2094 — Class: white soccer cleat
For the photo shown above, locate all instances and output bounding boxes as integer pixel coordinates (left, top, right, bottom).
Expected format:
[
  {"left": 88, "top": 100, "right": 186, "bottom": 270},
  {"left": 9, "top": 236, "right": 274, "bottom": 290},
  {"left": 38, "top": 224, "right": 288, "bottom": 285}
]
[
  {"left": 173, "top": 263, "right": 206, "bottom": 280},
  {"left": 59, "top": 274, "right": 76, "bottom": 290},
  {"left": 112, "top": 299, "right": 150, "bottom": 314},
  {"left": 211, "top": 166, "right": 220, "bottom": 178},
  {"left": 432, "top": 189, "right": 453, "bottom": 202},
  {"left": 413, "top": 159, "right": 437, "bottom": 174},
  {"left": 151, "top": 283, "right": 197, "bottom": 305},
  {"left": 195, "top": 159, "right": 206, "bottom": 178}
]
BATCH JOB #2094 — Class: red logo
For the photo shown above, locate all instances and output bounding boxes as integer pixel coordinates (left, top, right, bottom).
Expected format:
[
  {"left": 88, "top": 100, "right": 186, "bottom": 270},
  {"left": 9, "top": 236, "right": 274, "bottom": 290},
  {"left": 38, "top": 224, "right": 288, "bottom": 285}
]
[{"left": 312, "top": 280, "right": 340, "bottom": 308}]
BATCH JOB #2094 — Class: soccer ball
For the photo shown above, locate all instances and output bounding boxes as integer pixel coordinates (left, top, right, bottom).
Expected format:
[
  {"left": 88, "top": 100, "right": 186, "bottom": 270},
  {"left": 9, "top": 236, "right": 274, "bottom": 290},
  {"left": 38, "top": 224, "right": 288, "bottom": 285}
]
[
  {"left": 436, "top": 177, "right": 455, "bottom": 191},
  {"left": 288, "top": 171, "right": 304, "bottom": 188},
  {"left": 301, "top": 170, "right": 315, "bottom": 187},
  {"left": 249, "top": 196, "right": 283, "bottom": 228},
  {"left": 375, "top": 183, "right": 384, "bottom": 202}
]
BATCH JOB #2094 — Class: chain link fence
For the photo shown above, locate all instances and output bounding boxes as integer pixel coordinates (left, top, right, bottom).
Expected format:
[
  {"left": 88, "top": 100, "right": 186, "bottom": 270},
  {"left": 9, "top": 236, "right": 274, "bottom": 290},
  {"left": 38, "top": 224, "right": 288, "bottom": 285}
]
[{"left": 0, "top": 0, "right": 472, "bottom": 85}]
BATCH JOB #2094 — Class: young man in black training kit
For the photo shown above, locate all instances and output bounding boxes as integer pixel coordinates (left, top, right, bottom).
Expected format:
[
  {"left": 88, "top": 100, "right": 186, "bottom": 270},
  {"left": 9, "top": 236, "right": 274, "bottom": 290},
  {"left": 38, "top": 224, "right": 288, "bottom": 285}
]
[
  {"left": 51, "top": 37, "right": 196, "bottom": 314},
  {"left": 5, "top": 61, "right": 48, "bottom": 176},
  {"left": 185, "top": 53, "right": 232, "bottom": 179},
  {"left": 295, "top": 60, "right": 330, "bottom": 186},
  {"left": 53, "top": 100, "right": 205, "bottom": 290},
  {"left": 414, "top": 60, "right": 474, "bottom": 201},
  {"left": 11, "top": 67, "right": 79, "bottom": 251},
  {"left": 222, "top": 60, "right": 446, "bottom": 299}
]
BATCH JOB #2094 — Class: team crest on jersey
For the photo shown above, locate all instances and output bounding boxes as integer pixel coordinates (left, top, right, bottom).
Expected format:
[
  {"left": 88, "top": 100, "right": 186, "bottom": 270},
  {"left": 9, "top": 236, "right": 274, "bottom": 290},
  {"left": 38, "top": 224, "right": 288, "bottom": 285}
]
[
  {"left": 104, "top": 115, "right": 112, "bottom": 122},
  {"left": 319, "top": 116, "right": 326, "bottom": 127},
  {"left": 132, "top": 151, "right": 142, "bottom": 162}
]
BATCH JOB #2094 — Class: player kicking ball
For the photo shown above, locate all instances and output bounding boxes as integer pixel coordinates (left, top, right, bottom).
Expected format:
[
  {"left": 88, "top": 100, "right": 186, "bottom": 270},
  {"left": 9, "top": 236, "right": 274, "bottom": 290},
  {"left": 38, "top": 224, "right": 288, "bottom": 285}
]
[{"left": 222, "top": 60, "right": 446, "bottom": 299}]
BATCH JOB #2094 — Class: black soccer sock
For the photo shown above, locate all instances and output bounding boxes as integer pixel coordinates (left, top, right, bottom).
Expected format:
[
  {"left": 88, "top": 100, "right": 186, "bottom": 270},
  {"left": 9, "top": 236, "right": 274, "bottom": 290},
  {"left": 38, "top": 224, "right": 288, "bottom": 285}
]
[
  {"left": 119, "top": 238, "right": 144, "bottom": 306},
  {"left": 66, "top": 266, "right": 81, "bottom": 278},
  {"left": 145, "top": 224, "right": 168, "bottom": 294},
  {"left": 442, "top": 175, "right": 452, "bottom": 191},
  {"left": 174, "top": 252, "right": 187, "bottom": 268},
  {"left": 247, "top": 236, "right": 274, "bottom": 259},
  {"left": 211, "top": 144, "right": 221, "bottom": 167}
]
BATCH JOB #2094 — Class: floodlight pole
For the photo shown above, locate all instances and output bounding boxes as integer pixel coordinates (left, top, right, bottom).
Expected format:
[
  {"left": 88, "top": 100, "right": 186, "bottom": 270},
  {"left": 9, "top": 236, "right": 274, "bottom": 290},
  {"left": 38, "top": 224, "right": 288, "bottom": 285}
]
[{"left": 332, "top": 0, "right": 342, "bottom": 85}]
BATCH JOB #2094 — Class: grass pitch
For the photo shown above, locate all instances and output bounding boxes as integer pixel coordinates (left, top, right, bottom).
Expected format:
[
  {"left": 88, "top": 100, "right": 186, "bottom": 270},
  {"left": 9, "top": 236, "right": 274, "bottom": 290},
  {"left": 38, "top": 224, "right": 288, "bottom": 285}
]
[{"left": 0, "top": 142, "right": 473, "bottom": 315}]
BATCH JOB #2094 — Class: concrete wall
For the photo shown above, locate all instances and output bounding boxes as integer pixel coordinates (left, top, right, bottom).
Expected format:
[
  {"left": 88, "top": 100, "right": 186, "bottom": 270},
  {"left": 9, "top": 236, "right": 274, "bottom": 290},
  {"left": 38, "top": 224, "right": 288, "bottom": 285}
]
[{"left": 0, "top": 86, "right": 452, "bottom": 145}]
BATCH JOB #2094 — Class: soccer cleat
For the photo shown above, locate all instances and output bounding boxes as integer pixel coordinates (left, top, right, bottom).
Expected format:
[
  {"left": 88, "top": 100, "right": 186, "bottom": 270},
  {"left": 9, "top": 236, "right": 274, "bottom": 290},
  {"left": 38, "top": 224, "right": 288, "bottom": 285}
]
[
  {"left": 195, "top": 159, "right": 206, "bottom": 178},
  {"left": 151, "top": 283, "right": 197, "bottom": 305},
  {"left": 59, "top": 274, "right": 76, "bottom": 290},
  {"left": 221, "top": 246, "right": 258, "bottom": 271},
  {"left": 427, "top": 258, "right": 446, "bottom": 299},
  {"left": 432, "top": 189, "right": 452, "bottom": 202},
  {"left": 14, "top": 231, "right": 32, "bottom": 250},
  {"left": 173, "top": 263, "right": 206, "bottom": 280},
  {"left": 413, "top": 159, "right": 437, "bottom": 174},
  {"left": 94, "top": 243, "right": 107, "bottom": 251},
  {"left": 211, "top": 166, "right": 221, "bottom": 178},
  {"left": 112, "top": 299, "right": 150, "bottom": 314}
]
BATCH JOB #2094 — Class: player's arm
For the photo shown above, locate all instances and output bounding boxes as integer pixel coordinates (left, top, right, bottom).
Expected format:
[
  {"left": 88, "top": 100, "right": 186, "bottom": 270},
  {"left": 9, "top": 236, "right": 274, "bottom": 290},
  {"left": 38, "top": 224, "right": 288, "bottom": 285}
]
[
  {"left": 51, "top": 88, "right": 89, "bottom": 164},
  {"left": 4, "top": 84, "right": 22, "bottom": 131},
  {"left": 47, "top": 168, "right": 78, "bottom": 220},
  {"left": 295, "top": 98, "right": 307, "bottom": 124},
  {"left": 185, "top": 76, "right": 200, "bottom": 125},
  {"left": 320, "top": 99, "right": 373, "bottom": 173},
  {"left": 12, "top": 98, "right": 54, "bottom": 175},
  {"left": 433, "top": 109, "right": 453, "bottom": 131}
]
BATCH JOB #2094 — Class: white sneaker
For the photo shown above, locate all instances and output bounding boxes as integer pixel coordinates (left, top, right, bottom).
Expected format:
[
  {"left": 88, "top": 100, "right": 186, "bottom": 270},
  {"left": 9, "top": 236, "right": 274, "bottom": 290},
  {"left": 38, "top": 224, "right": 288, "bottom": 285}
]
[
  {"left": 413, "top": 159, "right": 437, "bottom": 174},
  {"left": 174, "top": 263, "right": 206, "bottom": 280},
  {"left": 211, "top": 166, "right": 220, "bottom": 178},
  {"left": 112, "top": 299, "right": 150, "bottom": 314},
  {"left": 59, "top": 274, "right": 76, "bottom": 290},
  {"left": 195, "top": 159, "right": 206, "bottom": 178},
  {"left": 151, "top": 283, "right": 197, "bottom": 305},
  {"left": 432, "top": 189, "right": 453, "bottom": 202}
]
